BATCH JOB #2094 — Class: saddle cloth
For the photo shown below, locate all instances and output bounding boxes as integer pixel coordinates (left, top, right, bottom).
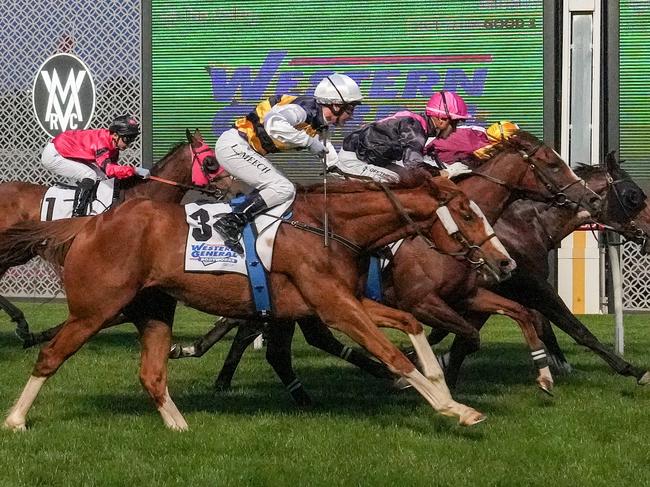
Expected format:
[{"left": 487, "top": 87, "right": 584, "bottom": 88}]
[
  {"left": 184, "top": 198, "right": 293, "bottom": 274},
  {"left": 40, "top": 179, "right": 117, "bottom": 221}
]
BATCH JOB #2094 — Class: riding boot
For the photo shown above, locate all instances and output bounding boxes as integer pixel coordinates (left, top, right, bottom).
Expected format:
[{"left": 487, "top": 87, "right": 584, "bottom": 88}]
[
  {"left": 72, "top": 178, "right": 96, "bottom": 217},
  {"left": 213, "top": 191, "right": 269, "bottom": 254}
]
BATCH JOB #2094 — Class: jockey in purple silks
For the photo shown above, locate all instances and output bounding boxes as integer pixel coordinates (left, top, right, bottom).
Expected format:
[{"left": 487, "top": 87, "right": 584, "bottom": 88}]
[{"left": 329, "top": 90, "right": 488, "bottom": 182}]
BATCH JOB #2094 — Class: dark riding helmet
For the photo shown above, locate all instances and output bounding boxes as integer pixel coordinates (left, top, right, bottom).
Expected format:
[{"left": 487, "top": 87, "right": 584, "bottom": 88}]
[{"left": 109, "top": 115, "right": 140, "bottom": 137}]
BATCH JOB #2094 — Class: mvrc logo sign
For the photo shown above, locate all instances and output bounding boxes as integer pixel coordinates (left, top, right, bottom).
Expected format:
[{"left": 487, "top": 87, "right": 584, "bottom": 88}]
[{"left": 32, "top": 53, "right": 96, "bottom": 137}]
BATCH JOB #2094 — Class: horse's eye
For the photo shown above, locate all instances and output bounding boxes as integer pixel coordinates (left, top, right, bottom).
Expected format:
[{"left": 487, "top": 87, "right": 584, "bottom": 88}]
[{"left": 463, "top": 213, "right": 473, "bottom": 221}]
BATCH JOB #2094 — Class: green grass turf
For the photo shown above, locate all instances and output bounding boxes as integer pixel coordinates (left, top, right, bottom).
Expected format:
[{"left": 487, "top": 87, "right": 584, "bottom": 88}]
[{"left": 0, "top": 302, "right": 648, "bottom": 487}]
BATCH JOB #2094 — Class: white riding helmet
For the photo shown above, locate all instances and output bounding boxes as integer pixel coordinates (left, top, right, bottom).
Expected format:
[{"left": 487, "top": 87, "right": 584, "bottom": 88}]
[{"left": 314, "top": 73, "right": 363, "bottom": 105}]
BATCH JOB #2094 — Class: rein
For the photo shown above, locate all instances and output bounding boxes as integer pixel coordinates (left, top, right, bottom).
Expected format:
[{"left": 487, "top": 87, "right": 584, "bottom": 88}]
[{"left": 147, "top": 175, "right": 227, "bottom": 196}]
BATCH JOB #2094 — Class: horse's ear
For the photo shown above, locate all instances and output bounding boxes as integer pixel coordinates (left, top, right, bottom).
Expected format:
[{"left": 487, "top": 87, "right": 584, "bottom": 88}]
[
  {"left": 185, "top": 128, "right": 193, "bottom": 144},
  {"left": 605, "top": 150, "right": 618, "bottom": 173},
  {"left": 194, "top": 128, "right": 203, "bottom": 143}
]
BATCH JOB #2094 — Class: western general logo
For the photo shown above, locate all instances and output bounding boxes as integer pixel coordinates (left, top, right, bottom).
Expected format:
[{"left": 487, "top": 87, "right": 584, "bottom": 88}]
[
  {"left": 32, "top": 53, "right": 96, "bottom": 137},
  {"left": 207, "top": 50, "right": 491, "bottom": 135}
]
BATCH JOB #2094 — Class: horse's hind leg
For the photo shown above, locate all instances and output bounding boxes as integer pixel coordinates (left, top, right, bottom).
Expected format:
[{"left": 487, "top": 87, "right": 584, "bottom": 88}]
[
  {"left": 138, "top": 318, "right": 187, "bottom": 431},
  {"left": 169, "top": 317, "right": 239, "bottom": 359},
  {"left": 265, "top": 322, "right": 312, "bottom": 407},
  {"left": 0, "top": 293, "right": 31, "bottom": 343},
  {"left": 214, "top": 322, "right": 262, "bottom": 390},
  {"left": 4, "top": 315, "right": 106, "bottom": 430},
  {"left": 298, "top": 316, "right": 393, "bottom": 380}
]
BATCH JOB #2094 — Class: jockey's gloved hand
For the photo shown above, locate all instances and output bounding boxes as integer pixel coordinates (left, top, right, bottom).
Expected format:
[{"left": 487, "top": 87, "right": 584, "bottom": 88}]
[
  {"left": 444, "top": 162, "right": 472, "bottom": 179},
  {"left": 134, "top": 166, "right": 151, "bottom": 178},
  {"left": 306, "top": 137, "right": 328, "bottom": 158}
]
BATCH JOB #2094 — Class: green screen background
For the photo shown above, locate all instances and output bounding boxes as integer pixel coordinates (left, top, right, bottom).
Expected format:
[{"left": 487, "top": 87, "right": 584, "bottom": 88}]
[
  {"left": 152, "top": 0, "right": 544, "bottom": 181},
  {"left": 620, "top": 1, "right": 650, "bottom": 180}
]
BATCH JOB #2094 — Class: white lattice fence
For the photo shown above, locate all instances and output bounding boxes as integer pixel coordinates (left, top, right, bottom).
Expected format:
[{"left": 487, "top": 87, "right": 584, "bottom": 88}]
[
  {"left": 622, "top": 240, "right": 650, "bottom": 311},
  {"left": 0, "top": 0, "right": 141, "bottom": 298}
]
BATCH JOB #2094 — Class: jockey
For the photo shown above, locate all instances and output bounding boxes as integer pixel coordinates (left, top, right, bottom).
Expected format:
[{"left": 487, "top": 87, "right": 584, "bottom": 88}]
[
  {"left": 41, "top": 115, "right": 145, "bottom": 216},
  {"left": 424, "top": 90, "right": 489, "bottom": 166},
  {"left": 213, "top": 73, "right": 363, "bottom": 251},
  {"left": 328, "top": 91, "right": 483, "bottom": 183}
]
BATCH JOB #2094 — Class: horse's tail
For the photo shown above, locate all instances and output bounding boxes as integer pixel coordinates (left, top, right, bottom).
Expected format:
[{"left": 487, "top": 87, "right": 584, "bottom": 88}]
[{"left": 0, "top": 217, "right": 91, "bottom": 268}]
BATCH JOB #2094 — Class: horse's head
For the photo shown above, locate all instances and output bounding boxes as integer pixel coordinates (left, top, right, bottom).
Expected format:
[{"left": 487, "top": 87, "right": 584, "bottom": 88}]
[
  {"left": 584, "top": 152, "right": 650, "bottom": 253},
  {"left": 483, "top": 131, "right": 601, "bottom": 215},
  {"left": 149, "top": 129, "right": 221, "bottom": 188},
  {"left": 427, "top": 176, "right": 516, "bottom": 283}
]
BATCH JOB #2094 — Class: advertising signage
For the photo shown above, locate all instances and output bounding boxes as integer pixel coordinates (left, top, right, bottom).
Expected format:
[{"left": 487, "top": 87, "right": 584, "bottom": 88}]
[{"left": 152, "top": 0, "right": 543, "bottom": 177}]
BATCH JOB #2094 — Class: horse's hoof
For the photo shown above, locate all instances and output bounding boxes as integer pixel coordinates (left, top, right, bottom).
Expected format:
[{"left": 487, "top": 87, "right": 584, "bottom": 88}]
[
  {"left": 3, "top": 419, "right": 26, "bottom": 432},
  {"left": 637, "top": 371, "right": 650, "bottom": 386},
  {"left": 168, "top": 344, "right": 182, "bottom": 359},
  {"left": 537, "top": 379, "right": 555, "bottom": 397},
  {"left": 459, "top": 410, "right": 487, "bottom": 426},
  {"left": 166, "top": 422, "right": 189, "bottom": 432}
]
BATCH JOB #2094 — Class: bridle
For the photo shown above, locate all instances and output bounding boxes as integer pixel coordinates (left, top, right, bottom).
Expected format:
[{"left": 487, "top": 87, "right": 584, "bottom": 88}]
[
  {"left": 472, "top": 140, "right": 596, "bottom": 209},
  {"left": 147, "top": 142, "right": 227, "bottom": 197}
]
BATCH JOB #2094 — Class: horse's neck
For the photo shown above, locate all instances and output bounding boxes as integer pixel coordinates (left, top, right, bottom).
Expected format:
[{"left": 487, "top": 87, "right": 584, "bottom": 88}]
[
  {"left": 299, "top": 188, "right": 437, "bottom": 248},
  {"left": 122, "top": 179, "right": 186, "bottom": 204},
  {"left": 458, "top": 161, "right": 523, "bottom": 223},
  {"left": 122, "top": 149, "right": 193, "bottom": 204}
]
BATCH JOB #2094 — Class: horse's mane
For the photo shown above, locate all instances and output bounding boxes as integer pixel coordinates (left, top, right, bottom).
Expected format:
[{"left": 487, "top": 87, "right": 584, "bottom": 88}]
[
  {"left": 473, "top": 129, "right": 541, "bottom": 164},
  {"left": 574, "top": 160, "right": 631, "bottom": 181},
  {"left": 151, "top": 141, "right": 186, "bottom": 173}
]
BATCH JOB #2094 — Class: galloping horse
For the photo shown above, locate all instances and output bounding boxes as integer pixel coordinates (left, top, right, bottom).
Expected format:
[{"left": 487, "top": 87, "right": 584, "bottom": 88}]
[
  {"left": 0, "top": 173, "right": 514, "bottom": 430},
  {"left": 438, "top": 153, "right": 650, "bottom": 386},
  {"left": 0, "top": 129, "right": 222, "bottom": 341},
  {"left": 170, "top": 132, "right": 604, "bottom": 401}
]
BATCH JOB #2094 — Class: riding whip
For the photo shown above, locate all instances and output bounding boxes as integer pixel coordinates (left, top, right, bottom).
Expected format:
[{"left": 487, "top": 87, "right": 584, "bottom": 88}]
[{"left": 321, "top": 128, "right": 330, "bottom": 247}]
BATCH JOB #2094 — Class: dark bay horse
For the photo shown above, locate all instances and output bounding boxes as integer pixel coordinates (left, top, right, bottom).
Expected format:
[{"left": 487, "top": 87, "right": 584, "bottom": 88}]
[
  {"left": 1, "top": 173, "right": 514, "bottom": 430},
  {"left": 0, "top": 129, "right": 222, "bottom": 341},
  {"left": 439, "top": 153, "right": 650, "bottom": 386},
  {"left": 170, "top": 132, "right": 605, "bottom": 401}
]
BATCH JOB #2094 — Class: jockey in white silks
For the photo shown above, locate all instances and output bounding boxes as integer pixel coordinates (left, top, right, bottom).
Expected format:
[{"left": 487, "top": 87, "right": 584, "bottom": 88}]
[{"left": 213, "top": 73, "right": 363, "bottom": 252}]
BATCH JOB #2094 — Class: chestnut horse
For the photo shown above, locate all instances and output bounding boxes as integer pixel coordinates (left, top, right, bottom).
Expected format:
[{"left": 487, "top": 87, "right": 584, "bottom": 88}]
[
  {"left": 0, "top": 129, "right": 222, "bottom": 341},
  {"left": 1, "top": 173, "right": 514, "bottom": 430}
]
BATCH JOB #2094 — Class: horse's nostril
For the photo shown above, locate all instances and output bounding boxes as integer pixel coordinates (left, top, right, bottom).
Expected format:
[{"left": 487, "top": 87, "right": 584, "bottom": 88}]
[{"left": 590, "top": 197, "right": 602, "bottom": 210}]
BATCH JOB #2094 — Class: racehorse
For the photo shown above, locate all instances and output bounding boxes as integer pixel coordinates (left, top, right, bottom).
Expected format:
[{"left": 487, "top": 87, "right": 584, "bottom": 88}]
[
  {"left": 437, "top": 152, "right": 650, "bottom": 386},
  {"left": 0, "top": 129, "right": 223, "bottom": 341},
  {"left": 169, "top": 132, "right": 606, "bottom": 402},
  {"left": 0, "top": 172, "right": 515, "bottom": 430}
]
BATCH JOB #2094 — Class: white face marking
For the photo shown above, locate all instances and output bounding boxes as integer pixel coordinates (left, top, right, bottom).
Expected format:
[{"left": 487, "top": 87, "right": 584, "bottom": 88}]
[
  {"left": 468, "top": 200, "right": 512, "bottom": 258},
  {"left": 435, "top": 205, "right": 459, "bottom": 235}
]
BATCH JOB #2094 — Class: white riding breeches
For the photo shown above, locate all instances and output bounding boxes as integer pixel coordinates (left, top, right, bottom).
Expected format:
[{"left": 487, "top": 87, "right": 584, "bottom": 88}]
[
  {"left": 215, "top": 129, "right": 295, "bottom": 207},
  {"left": 334, "top": 149, "right": 400, "bottom": 183},
  {"left": 41, "top": 143, "right": 105, "bottom": 183}
]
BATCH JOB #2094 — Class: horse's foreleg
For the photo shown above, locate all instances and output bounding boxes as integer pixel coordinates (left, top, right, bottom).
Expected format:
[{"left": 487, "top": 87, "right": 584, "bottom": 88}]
[
  {"left": 534, "top": 312, "right": 572, "bottom": 374},
  {"left": 298, "top": 316, "right": 393, "bottom": 380},
  {"left": 265, "top": 322, "right": 312, "bottom": 407},
  {"left": 465, "top": 288, "right": 554, "bottom": 394},
  {"left": 169, "top": 317, "right": 239, "bottom": 359},
  {"left": 138, "top": 318, "right": 187, "bottom": 431},
  {"left": 4, "top": 315, "right": 106, "bottom": 431},
  {"left": 499, "top": 272, "right": 648, "bottom": 383},
  {"left": 293, "top": 279, "right": 484, "bottom": 426},
  {"left": 214, "top": 322, "right": 261, "bottom": 390},
  {"left": 360, "top": 299, "right": 449, "bottom": 382}
]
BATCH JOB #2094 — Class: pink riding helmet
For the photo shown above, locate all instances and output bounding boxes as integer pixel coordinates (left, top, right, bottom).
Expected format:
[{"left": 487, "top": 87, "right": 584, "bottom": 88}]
[{"left": 425, "top": 91, "right": 469, "bottom": 120}]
